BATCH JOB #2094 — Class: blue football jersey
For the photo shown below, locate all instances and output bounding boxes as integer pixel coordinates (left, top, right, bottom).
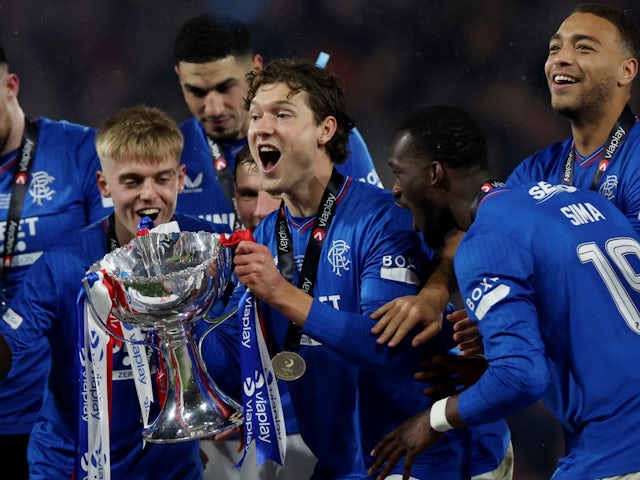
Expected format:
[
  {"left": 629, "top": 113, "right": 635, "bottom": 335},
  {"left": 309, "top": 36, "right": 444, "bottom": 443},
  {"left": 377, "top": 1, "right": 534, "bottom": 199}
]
[
  {"left": 506, "top": 118, "right": 640, "bottom": 232},
  {"left": 0, "top": 213, "right": 217, "bottom": 479},
  {"left": 178, "top": 118, "right": 382, "bottom": 232},
  {"left": 201, "top": 178, "right": 473, "bottom": 479},
  {"left": 456, "top": 182, "right": 640, "bottom": 479},
  {"left": 0, "top": 117, "right": 112, "bottom": 435}
]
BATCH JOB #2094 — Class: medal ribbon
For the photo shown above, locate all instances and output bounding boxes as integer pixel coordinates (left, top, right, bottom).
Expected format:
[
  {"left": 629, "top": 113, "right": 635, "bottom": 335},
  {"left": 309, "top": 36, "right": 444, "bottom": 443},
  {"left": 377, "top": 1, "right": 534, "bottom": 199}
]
[
  {"left": 562, "top": 104, "right": 636, "bottom": 189},
  {"left": 219, "top": 229, "right": 286, "bottom": 467},
  {"left": 1, "top": 117, "right": 38, "bottom": 308},
  {"left": 208, "top": 138, "right": 243, "bottom": 231},
  {"left": 276, "top": 168, "right": 346, "bottom": 353}
]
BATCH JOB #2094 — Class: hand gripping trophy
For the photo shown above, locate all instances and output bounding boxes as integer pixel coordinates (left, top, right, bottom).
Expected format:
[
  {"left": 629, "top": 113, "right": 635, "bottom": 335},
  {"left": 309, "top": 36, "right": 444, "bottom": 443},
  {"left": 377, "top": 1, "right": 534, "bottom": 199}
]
[{"left": 82, "top": 226, "right": 243, "bottom": 443}]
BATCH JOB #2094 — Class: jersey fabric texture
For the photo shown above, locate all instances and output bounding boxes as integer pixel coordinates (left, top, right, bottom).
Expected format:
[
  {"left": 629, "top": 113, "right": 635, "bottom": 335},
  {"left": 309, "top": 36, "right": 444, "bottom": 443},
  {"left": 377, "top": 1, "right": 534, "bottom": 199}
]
[
  {"left": 178, "top": 118, "right": 382, "bottom": 232},
  {"left": 0, "top": 117, "right": 112, "bottom": 436},
  {"left": 0, "top": 213, "right": 217, "bottom": 479},
  {"left": 455, "top": 182, "right": 640, "bottom": 480},
  {"left": 506, "top": 118, "right": 640, "bottom": 232},
  {"left": 200, "top": 179, "right": 473, "bottom": 480}
]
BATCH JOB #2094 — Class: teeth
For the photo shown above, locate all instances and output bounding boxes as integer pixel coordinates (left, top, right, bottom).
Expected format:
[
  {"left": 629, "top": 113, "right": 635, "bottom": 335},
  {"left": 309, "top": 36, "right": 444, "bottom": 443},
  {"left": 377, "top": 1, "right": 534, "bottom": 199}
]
[
  {"left": 554, "top": 75, "right": 577, "bottom": 83},
  {"left": 259, "top": 146, "right": 277, "bottom": 152},
  {"left": 138, "top": 209, "right": 159, "bottom": 216}
]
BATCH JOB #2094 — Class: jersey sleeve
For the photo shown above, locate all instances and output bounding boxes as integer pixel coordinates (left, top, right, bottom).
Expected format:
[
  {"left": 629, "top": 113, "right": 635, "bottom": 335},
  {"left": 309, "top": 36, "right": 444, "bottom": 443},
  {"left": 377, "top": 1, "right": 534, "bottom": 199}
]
[
  {"left": 0, "top": 254, "right": 58, "bottom": 361},
  {"left": 302, "top": 206, "right": 436, "bottom": 372},
  {"left": 454, "top": 230, "right": 550, "bottom": 426}
]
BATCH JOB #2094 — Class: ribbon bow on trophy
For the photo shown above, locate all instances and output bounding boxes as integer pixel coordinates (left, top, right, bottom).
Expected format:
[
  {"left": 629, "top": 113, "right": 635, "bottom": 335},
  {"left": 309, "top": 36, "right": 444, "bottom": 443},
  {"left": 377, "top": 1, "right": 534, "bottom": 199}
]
[{"left": 219, "top": 230, "right": 286, "bottom": 468}]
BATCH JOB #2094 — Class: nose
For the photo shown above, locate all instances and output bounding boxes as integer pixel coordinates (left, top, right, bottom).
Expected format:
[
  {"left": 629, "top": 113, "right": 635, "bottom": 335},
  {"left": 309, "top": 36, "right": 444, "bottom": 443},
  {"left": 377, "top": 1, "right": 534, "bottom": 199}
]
[
  {"left": 391, "top": 180, "right": 401, "bottom": 199},
  {"left": 139, "top": 179, "right": 157, "bottom": 201},
  {"left": 203, "top": 91, "right": 225, "bottom": 117},
  {"left": 249, "top": 114, "right": 275, "bottom": 138},
  {"left": 548, "top": 45, "right": 573, "bottom": 68}
]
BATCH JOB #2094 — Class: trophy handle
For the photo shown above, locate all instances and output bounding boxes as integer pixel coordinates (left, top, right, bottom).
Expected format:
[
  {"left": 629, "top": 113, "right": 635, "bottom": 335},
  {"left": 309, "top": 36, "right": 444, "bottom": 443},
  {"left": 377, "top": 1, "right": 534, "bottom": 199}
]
[{"left": 197, "top": 306, "right": 239, "bottom": 359}]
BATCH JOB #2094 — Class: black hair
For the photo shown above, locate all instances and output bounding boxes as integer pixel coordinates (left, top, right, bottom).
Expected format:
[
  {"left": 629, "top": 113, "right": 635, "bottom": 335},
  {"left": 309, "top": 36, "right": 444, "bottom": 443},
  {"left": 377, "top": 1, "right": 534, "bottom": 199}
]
[
  {"left": 0, "top": 45, "right": 6, "bottom": 66},
  {"left": 573, "top": 3, "right": 640, "bottom": 60},
  {"left": 400, "top": 105, "right": 488, "bottom": 171},
  {"left": 174, "top": 13, "right": 252, "bottom": 63}
]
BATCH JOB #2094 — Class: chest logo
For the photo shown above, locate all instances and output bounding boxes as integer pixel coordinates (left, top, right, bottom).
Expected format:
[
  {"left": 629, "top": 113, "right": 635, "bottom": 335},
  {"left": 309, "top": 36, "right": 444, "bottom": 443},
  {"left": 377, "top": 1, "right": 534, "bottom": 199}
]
[
  {"left": 327, "top": 239, "right": 351, "bottom": 277},
  {"left": 29, "top": 171, "right": 55, "bottom": 205}
]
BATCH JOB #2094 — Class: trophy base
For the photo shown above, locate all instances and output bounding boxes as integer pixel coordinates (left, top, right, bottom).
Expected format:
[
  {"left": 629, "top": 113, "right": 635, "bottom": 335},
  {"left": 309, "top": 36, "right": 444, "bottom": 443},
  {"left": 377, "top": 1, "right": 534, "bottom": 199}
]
[{"left": 143, "top": 409, "right": 244, "bottom": 443}]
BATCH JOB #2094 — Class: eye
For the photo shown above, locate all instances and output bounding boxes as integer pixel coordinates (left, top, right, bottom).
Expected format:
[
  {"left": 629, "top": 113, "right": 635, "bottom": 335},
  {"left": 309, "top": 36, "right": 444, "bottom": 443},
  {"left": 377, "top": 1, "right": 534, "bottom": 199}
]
[
  {"left": 576, "top": 43, "right": 594, "bottom": 51},
  {"left": 548, "top": 44, "right": 560, "bottom": 54},
  {"left": 186, "top": 86, "right": 207, "bottom": 99},
  {"left": 217, "top": 84, "right": 233, "bottom": 94}
]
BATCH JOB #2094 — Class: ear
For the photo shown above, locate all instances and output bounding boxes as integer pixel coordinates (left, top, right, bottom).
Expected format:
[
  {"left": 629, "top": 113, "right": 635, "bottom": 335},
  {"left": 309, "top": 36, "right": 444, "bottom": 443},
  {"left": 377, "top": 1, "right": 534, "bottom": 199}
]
[
  {"left": 251, "top": 54, "right": 264, "bottom": 73},
  {"left": 3, "top": 72, "right": 19, "bottom": 100},
  {"left": 177, "top": 164, "right": 186, "bottom": 193},
  {"left": 317, "top": 116, "right": 337, "bottom": 147},
  {"left": 619, "top": 57, "right": 638, "bottom": 87},
  {"left": 429, "top": 160, "right": 446, "bottom": 187},
  {"left": 96, "top": 170, "right": 110, "bottom": 198}
]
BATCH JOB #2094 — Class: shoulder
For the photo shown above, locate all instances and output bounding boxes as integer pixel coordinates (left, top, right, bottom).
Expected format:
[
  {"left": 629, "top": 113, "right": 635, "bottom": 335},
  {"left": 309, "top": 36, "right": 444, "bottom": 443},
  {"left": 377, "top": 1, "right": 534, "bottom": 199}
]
[
  {"left": 345, "top": 181, "right": 406, "bottom": 219},
  {"left": 36, "top": 117, "right": 96, "bottom": 139},
  {"left": 33, "top": 221, "right": 106, "bottom": 278}
]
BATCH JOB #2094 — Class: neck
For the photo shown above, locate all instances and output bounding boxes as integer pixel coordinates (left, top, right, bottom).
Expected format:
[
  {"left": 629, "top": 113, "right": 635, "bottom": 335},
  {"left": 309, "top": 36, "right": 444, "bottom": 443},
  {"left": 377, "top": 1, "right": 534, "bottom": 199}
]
[
  {"left": 2, "top": 106, "right": 25, "bottom": 156},
  {"left": 282, "top": 162, "right": 334, "bottom": 217},
  {"left": 570, "top": 100, "right": 629, "bottom": 156}
]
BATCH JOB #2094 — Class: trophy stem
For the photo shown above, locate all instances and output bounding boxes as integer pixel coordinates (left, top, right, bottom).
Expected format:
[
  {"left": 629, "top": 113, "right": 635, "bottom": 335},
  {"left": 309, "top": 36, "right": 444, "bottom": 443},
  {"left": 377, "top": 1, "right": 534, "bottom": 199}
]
[{"left": 143, "top": 321, "right": 243, "bottom": 443}]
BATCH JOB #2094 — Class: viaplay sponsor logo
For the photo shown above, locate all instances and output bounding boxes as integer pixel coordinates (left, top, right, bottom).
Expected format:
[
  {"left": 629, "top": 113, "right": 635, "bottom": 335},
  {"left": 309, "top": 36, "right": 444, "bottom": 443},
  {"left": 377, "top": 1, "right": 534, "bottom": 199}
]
[
  {"left": 14, "top": 172, "right": 28, "bottom": 185},
  {"left": 312, "top": 228, "right": 324, "bottom": 241}
]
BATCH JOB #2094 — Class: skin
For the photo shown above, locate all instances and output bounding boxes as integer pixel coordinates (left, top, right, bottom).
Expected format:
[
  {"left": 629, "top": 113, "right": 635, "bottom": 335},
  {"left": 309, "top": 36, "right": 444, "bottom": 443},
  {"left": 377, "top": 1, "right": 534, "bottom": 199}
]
[
  {"left": 232, "top": 82, "right": 336, "bottom": 326},
  {"left": 0, "top": 64, "right": 25, "bottom": 156},
  {"left": 233, "top": 158, "right": 282, "bottom": 231},
  {"left": 175, "top": 54, "right": 263, "bottom": 142},
  {"left": 545, "top": 12, "right": 638, "bottom": 155},
  {"left": 96, "top": 156, "right": 185, "bottom": 246}
]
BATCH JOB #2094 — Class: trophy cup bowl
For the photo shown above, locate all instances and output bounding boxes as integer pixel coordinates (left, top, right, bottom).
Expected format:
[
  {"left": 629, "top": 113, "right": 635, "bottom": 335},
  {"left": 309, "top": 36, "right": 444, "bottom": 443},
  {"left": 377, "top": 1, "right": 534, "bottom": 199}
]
[{"left": 83, "top": 230, "right": 243, "bottom": 443}]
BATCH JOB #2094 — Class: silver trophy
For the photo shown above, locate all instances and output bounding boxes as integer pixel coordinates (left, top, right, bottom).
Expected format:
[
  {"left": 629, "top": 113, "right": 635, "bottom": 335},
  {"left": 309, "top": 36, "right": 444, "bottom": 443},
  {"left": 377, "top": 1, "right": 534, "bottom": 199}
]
[{"left": 83, "top": 230, "right": 242, "bottom": 443}]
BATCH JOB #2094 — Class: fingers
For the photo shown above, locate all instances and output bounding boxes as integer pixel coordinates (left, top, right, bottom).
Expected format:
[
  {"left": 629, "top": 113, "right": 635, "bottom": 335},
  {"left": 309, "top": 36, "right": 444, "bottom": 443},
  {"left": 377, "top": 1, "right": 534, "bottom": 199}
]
[
  {"left": 410, "top": 322, "right": 442, "bottom": 347},
  {"left": 368, "top": 435, "right": 405, "bottom": 480},
  {"left": 446, "top": 308, "right": 468, "bottom": 323}
]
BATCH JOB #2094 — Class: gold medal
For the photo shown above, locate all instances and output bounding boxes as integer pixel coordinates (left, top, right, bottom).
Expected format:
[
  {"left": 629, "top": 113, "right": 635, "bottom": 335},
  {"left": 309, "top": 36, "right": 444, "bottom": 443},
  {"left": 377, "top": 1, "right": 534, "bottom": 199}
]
[{"left": 272, "top": 351, "right": 306, "bottom": 381}]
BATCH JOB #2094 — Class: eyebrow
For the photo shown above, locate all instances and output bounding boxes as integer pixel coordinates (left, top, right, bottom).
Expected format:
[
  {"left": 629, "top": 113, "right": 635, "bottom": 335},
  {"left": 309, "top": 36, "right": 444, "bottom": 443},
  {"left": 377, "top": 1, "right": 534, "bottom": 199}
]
[
  {"left": 119, "top": 168, "right": 176, "bottom": 180},
  {"left": 184, "top": 77, "right": 240, "bottom": 93},
  {"left": 250, "top": 98, "right": 298, "bottom": 110},
  {"left": 550, "top": 32, "right": 602, "bottom": 45}
]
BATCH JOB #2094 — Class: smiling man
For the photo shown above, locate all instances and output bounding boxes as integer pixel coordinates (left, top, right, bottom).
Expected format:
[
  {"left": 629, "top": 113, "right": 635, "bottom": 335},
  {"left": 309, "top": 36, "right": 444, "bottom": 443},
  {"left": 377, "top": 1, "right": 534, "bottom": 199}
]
[{"left": 506, "top": 3, "right": 640, "bottom": 227}]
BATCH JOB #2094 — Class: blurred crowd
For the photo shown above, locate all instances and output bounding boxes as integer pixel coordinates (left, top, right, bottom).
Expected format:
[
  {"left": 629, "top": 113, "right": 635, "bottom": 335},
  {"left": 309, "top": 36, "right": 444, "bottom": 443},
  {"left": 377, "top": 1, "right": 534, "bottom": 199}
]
[{"left": 2, "top": 1, "right": 639, "bottom": 478}]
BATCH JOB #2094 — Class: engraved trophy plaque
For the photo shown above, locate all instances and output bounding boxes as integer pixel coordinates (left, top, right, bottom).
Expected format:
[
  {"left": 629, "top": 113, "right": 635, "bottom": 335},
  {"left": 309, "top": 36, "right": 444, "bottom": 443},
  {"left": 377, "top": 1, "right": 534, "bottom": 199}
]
[{"left": 83, "top": 230, "right": 242, "bottom": 443}]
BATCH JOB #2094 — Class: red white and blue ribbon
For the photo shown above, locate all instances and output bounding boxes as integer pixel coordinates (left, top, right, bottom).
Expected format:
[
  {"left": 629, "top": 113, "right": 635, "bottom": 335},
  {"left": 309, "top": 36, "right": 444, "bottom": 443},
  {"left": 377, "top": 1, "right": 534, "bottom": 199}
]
[{"left": 220, "top": 231, "right": 286, "bottom": 467}]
